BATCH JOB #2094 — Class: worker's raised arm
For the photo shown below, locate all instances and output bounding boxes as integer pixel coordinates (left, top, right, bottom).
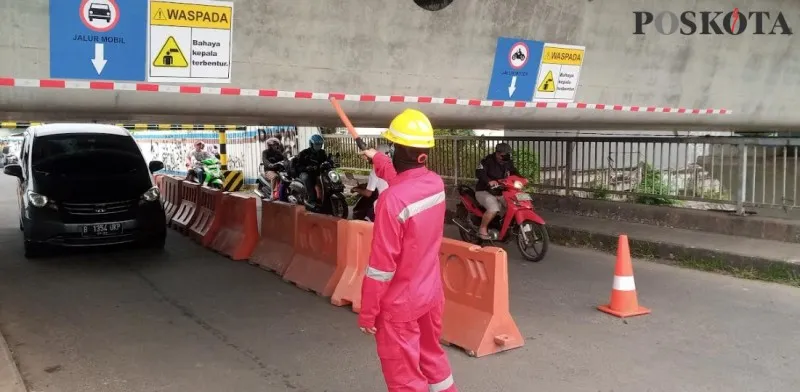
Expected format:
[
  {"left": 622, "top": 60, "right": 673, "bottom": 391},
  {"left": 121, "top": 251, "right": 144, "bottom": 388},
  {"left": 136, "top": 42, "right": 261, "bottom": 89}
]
[
  {"left": 371, "top": 151, "right": 397, "bottom": 183},
  {"left": 358, "top": 192, "right": 402, "bottom": 329}
]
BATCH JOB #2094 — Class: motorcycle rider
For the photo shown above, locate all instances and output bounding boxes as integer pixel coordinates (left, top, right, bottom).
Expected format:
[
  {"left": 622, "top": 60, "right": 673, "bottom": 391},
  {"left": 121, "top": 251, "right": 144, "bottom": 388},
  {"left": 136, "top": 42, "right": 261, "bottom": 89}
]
[
  {"left": 261, "top": 137, "right": 286, "bottom": 196},
  {"left": 351, "top": 144, "right": 392, "bottom": 221},
  {"left": 475, "top": 142, "right": 520, "bottom": 240},
  {"left": 294, "top": 134, "right": 329, "bottom": 207},
  {"left": 359, "top": 109, "right": 459, "bottom": 392},
  {"left": 185, "top": 141, "right": 214, "bottom": 182}
]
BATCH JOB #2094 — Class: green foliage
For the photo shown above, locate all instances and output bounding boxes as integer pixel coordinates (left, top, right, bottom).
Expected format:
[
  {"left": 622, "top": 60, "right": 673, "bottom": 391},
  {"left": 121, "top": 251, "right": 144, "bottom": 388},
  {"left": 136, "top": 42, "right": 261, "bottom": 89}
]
[
  {"left": 513, "top": 147, "right": 540, "bottom": 184},
  {"left": 635, "top": 164, "right": 675, "bottom": 205},
  {"left": 434, "top": 129, "right": 474, "bottom": 137},
  {"left": 587, "top": 181, "right": 610, "bottom": 200}
]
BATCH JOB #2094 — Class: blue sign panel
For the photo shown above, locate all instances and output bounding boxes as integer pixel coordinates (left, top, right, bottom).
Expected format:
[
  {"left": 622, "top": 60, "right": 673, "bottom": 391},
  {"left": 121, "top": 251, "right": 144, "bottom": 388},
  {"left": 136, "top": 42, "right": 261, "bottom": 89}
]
[
  {"left": 486, "top": 37, "right": 544, "bottom": 102},
  {"left": 50, "top": 0, "right": 146, "bottom": 81}
]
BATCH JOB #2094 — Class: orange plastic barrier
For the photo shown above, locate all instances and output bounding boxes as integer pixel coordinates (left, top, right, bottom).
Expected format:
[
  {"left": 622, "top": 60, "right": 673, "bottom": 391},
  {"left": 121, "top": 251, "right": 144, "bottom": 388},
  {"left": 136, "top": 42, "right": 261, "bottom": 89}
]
[
  {"left": 209, "top": 193, "right": 259, "bottom": 260},
  {"left": 439, "top": 238, "right": 524, "bottom": 358},
  {"left": 330, "top": 220, "right": 374, "bottom": 312},
  {"left": 171, "top": 181, "right": 201, "bottom": 233},
  {"left": 282, "top": 212, "right": 348, "bottom": 297},
  {"left": 189, "top": 187, "right": 223, "bottom": 247},
  {"left": 161, "top": 176, "right": 182, "bottom": 224},
  {"left": 249, "top": 201, "right": 304, "bottom": 276}
]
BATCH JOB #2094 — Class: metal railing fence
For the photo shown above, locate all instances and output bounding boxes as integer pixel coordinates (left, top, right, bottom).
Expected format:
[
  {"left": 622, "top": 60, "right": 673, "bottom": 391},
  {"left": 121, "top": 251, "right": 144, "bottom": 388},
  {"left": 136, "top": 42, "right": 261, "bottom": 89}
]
[{"left": 324, "top": 135, "right": 800, "bottom": 212}]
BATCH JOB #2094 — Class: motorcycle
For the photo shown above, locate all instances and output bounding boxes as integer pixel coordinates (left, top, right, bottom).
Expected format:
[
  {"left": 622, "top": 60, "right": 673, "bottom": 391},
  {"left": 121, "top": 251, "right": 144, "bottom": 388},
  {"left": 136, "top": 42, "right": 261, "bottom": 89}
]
[
  {"left": 287, "top": 153, "right": 349, "bottom": 219},
  {"left": 511, "top": 48, "right": 526, "bottom": 62},
  {"left": 452, "top": 175, "right": 549, "bottom": 262},
  {"left": 255, "top": 160, "right": 291, "bottom": 202},
  {"left": 190, "top": 157, "right": 224, "bottom": 189}
]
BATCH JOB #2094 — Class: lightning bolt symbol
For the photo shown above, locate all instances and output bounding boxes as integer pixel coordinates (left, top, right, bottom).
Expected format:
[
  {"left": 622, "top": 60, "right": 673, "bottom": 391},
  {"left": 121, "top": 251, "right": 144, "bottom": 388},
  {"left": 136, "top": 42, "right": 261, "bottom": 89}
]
[{"left": 731, "top": 7, "right": 740, "bottom": 32}]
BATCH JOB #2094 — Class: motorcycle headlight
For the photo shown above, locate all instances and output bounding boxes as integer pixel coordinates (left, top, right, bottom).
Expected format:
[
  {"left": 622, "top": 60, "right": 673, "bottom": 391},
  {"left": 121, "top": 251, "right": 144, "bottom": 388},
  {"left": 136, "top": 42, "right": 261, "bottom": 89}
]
[
  {"left": 513, "top": 181, "right": 524, "bottom": 190},
  {"left": 327, "top": 171, "right": 341, "bottom": 183},
  {"left": 141, "top": 186, "right": 160, "bottom": 202},
  {"left": 28, "top": 191, "right": 48, "bottom": 208}
]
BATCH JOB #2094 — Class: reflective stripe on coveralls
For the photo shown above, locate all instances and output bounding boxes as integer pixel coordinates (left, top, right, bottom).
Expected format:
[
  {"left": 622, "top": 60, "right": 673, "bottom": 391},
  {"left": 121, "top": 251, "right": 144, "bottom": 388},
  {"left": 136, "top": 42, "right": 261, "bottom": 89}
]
[
  {"left": 364, "top": 191, "right": 447, "bottom": 283},
  {"left": 359, "top": 152, "right": 458, "bottom": 392},
  {"left": 366, "top": 267, "right": 395, "bottom": 282}
]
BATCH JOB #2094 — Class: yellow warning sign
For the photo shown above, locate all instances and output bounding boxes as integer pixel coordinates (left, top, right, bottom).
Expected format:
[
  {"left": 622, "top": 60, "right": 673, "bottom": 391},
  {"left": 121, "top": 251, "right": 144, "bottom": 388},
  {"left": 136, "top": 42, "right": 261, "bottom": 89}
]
[
  {"left": 150, "top": 1, "right": 232, "bottom": 29},
  {"left": 153, "top": 36, "right": 188, "bottom": 67},
  {"left": 537, "top": 71, "right": 555, "bottom": 93},
  {"left": 542, "top": 47, "right": 584, "bottom": 66}
]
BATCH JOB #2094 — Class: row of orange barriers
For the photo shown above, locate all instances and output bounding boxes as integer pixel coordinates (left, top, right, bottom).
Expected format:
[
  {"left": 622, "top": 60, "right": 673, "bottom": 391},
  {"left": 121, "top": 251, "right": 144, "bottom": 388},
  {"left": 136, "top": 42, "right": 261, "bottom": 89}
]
[
  {"left": 251, "top": 200, "right": 525, "bottom": 358},
  {"left": 156, "top": 174, "right": 524, "bottom": 358},
  {"left": 156, "top": 175, "right": 259, "bottom": 260}
]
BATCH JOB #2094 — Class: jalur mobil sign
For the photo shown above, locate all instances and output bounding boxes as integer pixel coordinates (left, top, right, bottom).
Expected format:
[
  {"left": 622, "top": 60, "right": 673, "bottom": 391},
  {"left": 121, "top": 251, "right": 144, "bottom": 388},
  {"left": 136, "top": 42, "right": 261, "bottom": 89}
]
[
  {"left": 49, "top": 0, "right": 234, "bottom": 83},
  {"left": 487, "top": 37, "right": 586, "bottom": 103},
  {"left": 50, "top": 0, "right": 147, "bottom": 81},
  {"left": 633, "top": 8, "right": 793, "bottom": 35}
]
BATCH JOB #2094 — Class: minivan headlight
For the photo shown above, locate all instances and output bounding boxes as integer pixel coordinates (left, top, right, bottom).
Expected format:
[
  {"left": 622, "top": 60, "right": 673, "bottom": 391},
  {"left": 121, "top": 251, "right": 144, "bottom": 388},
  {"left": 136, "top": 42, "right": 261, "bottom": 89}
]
[
  {"left": 142, "top": 187, "right": 160, "bottom": 202},
  {"left": 28, "top": 191, "right": 48, "bottom": 208}
]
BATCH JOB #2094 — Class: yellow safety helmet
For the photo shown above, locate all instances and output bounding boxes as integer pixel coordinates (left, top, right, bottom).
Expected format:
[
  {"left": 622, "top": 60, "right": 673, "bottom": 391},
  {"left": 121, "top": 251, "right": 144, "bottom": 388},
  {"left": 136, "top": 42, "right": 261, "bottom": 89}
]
[{"left": 382, "top": 109, "right": 435, "bottom": 148}]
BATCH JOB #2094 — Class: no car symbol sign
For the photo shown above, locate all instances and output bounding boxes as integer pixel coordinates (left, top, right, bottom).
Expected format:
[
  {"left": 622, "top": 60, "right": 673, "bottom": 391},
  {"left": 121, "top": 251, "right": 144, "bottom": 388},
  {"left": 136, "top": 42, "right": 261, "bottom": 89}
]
[{"left": 80, "top": 0, "right": 120, "bottom": 33}]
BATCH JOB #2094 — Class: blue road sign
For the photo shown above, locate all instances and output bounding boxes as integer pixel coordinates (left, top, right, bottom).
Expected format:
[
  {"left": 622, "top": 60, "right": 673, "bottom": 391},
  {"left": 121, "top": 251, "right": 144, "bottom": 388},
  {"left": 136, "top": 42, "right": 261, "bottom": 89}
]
[
  {"left": 50, "top": 0, "right": 147, "bottom": 81},
  {"left": 486, "top": 37, "right": 545, "bottom": 102}
]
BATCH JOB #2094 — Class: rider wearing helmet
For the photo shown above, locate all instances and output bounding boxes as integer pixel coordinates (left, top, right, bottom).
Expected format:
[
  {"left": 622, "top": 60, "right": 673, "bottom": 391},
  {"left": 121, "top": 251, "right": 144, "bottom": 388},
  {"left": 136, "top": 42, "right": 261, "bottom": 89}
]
[
  {"left": 358, "top": 109, "right": 458, "bottom": 392},
  {"left": 295, "top": 134, "right": 329, "bottom": 207},
  {"left": 185, "top": 141, "right": 214, "bottom": 182},
  {"left": 262, "top": 137, "right": 286, "bottom": 193},
  {"left": 475, "top": 142, "right": 520, "bottom": 239}
]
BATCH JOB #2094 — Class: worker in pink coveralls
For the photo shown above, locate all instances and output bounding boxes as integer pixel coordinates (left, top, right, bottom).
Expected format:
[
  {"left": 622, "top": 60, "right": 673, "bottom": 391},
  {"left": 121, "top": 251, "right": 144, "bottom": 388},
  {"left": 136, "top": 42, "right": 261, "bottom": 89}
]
[{"left": 358, "top": 109, "right": 458, "bottom": 392}]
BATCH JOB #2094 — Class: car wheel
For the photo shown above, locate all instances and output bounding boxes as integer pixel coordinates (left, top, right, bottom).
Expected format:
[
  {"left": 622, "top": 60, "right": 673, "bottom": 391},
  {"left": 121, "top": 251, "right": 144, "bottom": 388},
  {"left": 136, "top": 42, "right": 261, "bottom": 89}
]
[{"left": 23, "top": 240, "right": 45, "bottom": 259}]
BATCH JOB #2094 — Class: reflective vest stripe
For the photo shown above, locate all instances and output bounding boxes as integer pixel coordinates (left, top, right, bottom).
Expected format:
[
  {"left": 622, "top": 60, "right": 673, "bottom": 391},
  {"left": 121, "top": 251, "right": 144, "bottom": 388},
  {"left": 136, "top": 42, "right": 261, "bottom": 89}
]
[
  {"left": 397, "top": 191, "right": 446, "bottom": 223},
  {"left": 365, "top": 266, "right": 395, "bottom": 282}
]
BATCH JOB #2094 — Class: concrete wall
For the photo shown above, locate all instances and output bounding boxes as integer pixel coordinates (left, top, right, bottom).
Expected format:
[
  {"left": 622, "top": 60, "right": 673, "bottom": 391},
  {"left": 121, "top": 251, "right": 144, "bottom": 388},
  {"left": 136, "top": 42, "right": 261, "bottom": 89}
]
[{"left": 1, "top": 0, "right": 798, "bottom": 128}]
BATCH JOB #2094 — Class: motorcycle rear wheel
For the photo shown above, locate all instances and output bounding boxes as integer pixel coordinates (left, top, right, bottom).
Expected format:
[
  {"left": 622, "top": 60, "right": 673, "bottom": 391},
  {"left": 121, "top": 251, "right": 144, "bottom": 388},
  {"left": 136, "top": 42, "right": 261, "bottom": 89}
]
[
  {"left": 455, "top": 204, "right": 479, "bottom": 243},
  {"left": 516, "top": 220, "right": 549, "bottom": 262}
]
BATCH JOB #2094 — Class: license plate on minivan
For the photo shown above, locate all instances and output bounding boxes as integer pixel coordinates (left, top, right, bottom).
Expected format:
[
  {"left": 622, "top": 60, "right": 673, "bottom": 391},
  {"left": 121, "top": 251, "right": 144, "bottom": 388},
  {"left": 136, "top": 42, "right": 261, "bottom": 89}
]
[{"left": 81, "top": 222, "right": 123, "bottom": 236}]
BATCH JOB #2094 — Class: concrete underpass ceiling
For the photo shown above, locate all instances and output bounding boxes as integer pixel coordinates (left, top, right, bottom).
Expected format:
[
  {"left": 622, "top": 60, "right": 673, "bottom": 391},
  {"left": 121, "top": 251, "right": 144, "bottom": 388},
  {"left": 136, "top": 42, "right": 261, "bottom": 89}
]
[{"left": 0, "top": 89, "right": 782, "bottom": 132}]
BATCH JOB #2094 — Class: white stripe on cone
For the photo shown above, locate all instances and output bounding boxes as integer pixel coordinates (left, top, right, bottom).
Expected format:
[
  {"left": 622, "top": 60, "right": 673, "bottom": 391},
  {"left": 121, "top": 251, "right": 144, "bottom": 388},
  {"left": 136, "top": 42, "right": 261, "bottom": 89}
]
[{"left": 612, "top": 275, "right": 636, "bottom": 291}]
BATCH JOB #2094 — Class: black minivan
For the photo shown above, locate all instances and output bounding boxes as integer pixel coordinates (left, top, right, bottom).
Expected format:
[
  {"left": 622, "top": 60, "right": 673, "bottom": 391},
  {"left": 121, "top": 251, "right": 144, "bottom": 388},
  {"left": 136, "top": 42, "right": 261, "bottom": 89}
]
[{"left": 3, "top": 124, "right": 167, "bottom": 258}]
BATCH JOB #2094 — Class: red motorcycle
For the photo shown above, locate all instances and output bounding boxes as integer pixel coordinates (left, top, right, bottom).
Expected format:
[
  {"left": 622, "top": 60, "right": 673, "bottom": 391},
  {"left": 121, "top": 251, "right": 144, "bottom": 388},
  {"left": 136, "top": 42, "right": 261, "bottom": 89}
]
[{"left": 453, "top": 175, "right": 549, "bottom": 262}]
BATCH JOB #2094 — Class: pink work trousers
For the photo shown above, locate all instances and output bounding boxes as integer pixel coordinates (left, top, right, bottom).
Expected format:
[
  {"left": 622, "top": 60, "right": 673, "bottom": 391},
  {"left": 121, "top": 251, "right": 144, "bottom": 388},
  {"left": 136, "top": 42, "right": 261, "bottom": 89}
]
[{"left": 374, "top": 301, "right": 458, "bottom": 392}]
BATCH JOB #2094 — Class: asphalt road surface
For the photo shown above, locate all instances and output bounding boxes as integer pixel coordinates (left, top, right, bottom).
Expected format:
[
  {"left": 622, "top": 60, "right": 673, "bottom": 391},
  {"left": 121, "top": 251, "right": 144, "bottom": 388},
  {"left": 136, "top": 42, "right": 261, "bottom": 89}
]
[{"left": 0, "top": 174, "right": 798, "bottom": 392}]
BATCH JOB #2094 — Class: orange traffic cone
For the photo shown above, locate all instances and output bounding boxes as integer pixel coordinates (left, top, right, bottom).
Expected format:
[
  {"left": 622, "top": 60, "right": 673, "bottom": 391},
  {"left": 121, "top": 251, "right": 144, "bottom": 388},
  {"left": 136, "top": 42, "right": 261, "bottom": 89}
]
[{"left": 597, "top": 234, "right": 651, "bottom": 318}]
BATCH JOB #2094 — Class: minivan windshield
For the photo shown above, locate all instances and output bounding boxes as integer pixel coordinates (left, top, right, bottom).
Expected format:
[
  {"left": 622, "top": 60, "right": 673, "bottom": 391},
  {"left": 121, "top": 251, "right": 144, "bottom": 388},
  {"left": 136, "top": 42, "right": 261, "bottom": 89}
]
[{"left": 32, "top": 133, "right": 145, "bottom": 176}]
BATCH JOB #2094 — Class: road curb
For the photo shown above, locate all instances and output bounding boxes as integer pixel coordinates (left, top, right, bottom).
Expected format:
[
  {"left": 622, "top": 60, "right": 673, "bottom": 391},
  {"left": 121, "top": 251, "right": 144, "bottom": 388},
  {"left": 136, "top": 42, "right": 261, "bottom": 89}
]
[
  {"left": 0, "top": 330, "right": 26, "bottom": 392},
  {"left": 443, "top": 208, "right": 800, "bottom": 283}
]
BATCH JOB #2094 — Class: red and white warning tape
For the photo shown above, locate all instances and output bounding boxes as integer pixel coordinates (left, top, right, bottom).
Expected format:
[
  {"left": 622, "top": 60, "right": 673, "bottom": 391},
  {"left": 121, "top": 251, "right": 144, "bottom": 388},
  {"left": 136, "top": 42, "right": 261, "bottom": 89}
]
[{"left": 0, "top": 77, "right": 732, "bottom": 115}]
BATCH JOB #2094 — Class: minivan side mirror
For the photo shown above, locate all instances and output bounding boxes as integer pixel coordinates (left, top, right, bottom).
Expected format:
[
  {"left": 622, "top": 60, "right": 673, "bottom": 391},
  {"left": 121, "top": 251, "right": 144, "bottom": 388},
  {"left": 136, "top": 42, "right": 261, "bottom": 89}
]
[
  {"left": 148, "top": 160, "right": 165, "bottom": 173},
  {"left": 3, "top": 164, "right": 23, "bottom": 179}
]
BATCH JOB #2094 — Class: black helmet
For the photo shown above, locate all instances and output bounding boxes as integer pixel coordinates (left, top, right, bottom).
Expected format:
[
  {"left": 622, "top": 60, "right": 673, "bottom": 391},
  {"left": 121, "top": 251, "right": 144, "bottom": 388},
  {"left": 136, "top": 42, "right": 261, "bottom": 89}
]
[
  {"left": 495, "top": 143, "right": 512, "bottom": 154},
  {"left": 495, "top": 143, "right": 512, "bottom": 161}
]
